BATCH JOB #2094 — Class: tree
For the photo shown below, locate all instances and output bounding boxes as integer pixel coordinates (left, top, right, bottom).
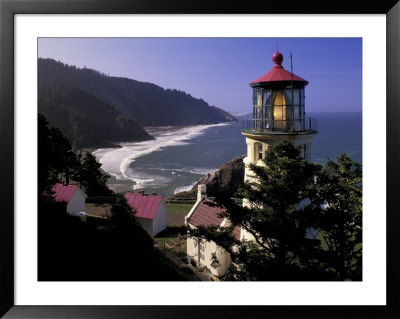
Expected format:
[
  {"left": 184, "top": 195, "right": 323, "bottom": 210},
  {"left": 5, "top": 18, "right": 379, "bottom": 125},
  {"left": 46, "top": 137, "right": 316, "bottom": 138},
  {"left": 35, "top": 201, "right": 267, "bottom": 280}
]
[
  {"left": 189, "top": 141, "right": 325, "bottom": 280},
  {"left": 38, "top": 113, "right": 78, "bottom": 197},
  {"left": 39, "top": 113, "right": 111, "bottom": 198},
  {"left": 316, "top": 154, "right": 362, "bottom": 280},
  {"left": 74, "top": 152, "right": 112, "bottom": 197},
  {"left": 110, "top": 194, "right": 138, "bottom": 231},
  {"left": 189, "top": 141, "right": 363, "bottom": 281}
]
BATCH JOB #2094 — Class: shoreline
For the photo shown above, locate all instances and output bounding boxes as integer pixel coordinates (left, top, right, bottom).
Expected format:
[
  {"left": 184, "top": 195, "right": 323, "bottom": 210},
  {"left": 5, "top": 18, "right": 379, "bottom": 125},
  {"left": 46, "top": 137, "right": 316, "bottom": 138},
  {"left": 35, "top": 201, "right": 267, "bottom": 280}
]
[{"left": 89, "top": 122, "right": 240, "bottom": 198}]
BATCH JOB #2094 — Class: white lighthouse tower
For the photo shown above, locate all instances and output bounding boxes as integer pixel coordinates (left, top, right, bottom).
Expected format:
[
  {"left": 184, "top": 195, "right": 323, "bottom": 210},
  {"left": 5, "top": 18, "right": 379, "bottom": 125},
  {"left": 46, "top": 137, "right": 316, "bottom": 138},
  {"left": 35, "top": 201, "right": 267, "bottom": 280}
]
[{"left": 241, "top": 51, "right": 318, "bottom": 221}]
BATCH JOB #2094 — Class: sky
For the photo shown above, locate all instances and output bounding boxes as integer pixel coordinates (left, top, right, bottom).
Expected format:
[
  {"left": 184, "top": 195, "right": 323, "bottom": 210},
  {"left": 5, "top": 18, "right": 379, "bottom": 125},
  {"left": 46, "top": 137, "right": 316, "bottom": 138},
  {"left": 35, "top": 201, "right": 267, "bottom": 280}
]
[{"left": 38, "top": 38, "right": 362, "bottom": 115}]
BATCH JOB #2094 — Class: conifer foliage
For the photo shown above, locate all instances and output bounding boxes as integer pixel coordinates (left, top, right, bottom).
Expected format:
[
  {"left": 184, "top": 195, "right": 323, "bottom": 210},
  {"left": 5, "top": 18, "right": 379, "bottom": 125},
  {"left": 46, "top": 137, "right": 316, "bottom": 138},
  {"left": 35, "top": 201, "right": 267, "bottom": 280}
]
[
  {"left": 193, "top": 141, "right": 362, "bottom": 281},
  {"left": 38, "top": 114, "right": 186, "bottom": 281},
  {"left": 38, "top": 113, "right": 111, "bottom": 197},
  {"left": 316, "top": 154, "right": 362, "bottom": 280}
]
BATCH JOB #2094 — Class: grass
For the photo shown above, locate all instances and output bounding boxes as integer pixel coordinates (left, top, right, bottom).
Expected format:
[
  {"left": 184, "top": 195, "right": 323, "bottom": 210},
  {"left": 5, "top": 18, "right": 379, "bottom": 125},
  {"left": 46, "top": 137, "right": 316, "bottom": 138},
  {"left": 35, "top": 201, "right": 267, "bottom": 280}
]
[
  {"left": 86, "top": 202, "right": 112, "bottom": 207},
  {"left": 166, "top": 202, "right": 194, "bottom": 226},
  {"left": 167, "top": 203, "right": 193, "bottom": 214}
]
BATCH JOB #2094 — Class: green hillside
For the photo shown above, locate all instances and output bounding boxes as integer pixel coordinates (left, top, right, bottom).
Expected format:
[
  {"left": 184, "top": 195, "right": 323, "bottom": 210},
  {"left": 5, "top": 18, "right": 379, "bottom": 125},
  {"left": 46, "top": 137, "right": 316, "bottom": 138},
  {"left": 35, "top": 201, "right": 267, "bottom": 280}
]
[
  {"left": 38, "top": 58, "right": 237, "bottom": 127},
  {"left": 38, "top": 86, "right": 153, "bottom": 148}
]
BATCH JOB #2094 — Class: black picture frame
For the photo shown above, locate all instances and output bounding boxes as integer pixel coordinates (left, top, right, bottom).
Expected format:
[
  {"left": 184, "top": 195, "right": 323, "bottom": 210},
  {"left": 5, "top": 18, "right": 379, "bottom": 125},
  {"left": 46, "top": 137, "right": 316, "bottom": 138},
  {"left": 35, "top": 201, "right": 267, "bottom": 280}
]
[{"left": 1, "top": 0, "right": 399, "bottom": 318}]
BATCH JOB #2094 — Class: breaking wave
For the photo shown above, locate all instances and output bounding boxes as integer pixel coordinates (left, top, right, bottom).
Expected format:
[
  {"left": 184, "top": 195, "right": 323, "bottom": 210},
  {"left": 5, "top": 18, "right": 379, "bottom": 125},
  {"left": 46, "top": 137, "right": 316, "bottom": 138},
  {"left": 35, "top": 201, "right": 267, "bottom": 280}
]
[{"left": 93, "top": 123, "right": 229, "bottom": 185}]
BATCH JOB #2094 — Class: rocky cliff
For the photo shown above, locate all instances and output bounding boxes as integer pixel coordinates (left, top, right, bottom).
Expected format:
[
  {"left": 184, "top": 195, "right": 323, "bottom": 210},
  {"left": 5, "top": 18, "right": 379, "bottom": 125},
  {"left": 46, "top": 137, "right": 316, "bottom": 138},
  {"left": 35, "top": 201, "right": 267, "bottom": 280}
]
[{"left": 172, "top": 156, "right": 245, "bottom": 199}]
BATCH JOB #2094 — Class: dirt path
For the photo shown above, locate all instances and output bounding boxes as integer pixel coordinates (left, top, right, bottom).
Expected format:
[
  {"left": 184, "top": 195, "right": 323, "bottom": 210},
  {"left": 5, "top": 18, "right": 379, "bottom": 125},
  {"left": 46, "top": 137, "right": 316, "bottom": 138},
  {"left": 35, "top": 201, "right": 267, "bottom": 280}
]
[
  {"left": 85, "top": 205, "right": 112, "bottom": 218},
  {"left": 166, "top": 213, "right": 186, "bottom": 226}
]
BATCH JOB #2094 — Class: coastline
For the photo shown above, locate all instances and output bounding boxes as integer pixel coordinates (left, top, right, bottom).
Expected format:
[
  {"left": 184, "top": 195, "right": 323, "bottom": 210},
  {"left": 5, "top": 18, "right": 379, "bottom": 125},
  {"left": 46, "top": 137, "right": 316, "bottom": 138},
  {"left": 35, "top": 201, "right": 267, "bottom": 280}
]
[
  {"left": 90, "top": 122, "right": 238, "bottom": 197},
  {"left": 88, "top": 113, "right": 361, "bottom": 198}
]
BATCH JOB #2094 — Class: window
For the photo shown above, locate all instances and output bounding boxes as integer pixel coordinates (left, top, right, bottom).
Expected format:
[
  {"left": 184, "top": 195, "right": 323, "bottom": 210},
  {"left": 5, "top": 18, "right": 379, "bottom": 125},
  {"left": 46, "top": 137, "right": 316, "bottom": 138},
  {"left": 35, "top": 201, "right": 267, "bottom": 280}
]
[
  {"left": 263, "top": 90, "right": 272, "bottom": 106},
  {"left": 255, "top": 143, "right": 263, "bottom": 160},
  {"left": 273, "top": 90, "right": 287, "bottom": 130},
  {"left": 199, "top": 240, "right": 206, "bottom": 261},
  {"left": 253, "top": 89, "right": 262, "bottom": 107},
  {"left": 301, "top": 144, "right": 307, "bottom": 159}
]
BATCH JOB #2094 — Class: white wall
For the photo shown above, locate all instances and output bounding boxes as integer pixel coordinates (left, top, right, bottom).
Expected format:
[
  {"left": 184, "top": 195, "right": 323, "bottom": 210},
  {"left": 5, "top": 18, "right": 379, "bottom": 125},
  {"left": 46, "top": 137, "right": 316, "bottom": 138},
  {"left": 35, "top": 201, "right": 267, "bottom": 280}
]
[
  {"left": 187, "top": 235, "right": 231, "bottom": 277},
  {"left": 153, "top": 203, "right": 167, "bottom": 237},
  {"left": 66, "top": 190, "right": 86, "bottom": 215},
  {"left": 187, "top": 236, "right": 198, "bottom": 263}
]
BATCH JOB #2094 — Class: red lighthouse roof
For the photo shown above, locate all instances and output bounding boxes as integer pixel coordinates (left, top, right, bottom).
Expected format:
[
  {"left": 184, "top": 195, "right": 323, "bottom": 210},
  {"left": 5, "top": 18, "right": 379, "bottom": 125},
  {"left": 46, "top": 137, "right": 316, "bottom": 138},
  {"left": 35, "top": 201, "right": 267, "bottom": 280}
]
[{"left": 250, "top": 51, "right": 308, "bottom": 86}]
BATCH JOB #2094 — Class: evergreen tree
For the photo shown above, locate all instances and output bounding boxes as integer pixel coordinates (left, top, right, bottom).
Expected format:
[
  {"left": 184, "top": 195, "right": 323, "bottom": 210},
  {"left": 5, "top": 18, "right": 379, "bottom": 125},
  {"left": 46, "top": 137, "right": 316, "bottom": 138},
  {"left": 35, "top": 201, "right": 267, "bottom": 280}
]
[
  {"left": 38, "top": 113, "right": 77, "bottom": 196},
  {"left": 189, "top": 141, "right": 362, "bottom": 281},
  {"left": 189, "top": 141, "right": 324, "bottom": 280},
  {"left": 39, "top": 113, "right": 111, "bottom": 198},
  {"left": 74, "top": 152, "right": 112, "bottom": 197},
  {"left": 110, "top": 194, "right": 138, "bottom": 231},
  {"left": 316, "top": 154, "right": 362, "bottom": 280}
]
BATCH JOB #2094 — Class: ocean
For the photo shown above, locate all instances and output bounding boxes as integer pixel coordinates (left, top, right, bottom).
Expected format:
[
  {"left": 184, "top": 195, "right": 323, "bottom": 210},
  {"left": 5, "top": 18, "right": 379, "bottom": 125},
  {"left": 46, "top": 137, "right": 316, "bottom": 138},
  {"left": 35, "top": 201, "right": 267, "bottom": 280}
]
[{"left": 93, "top": 112, "right": 362, "bottom": 197}]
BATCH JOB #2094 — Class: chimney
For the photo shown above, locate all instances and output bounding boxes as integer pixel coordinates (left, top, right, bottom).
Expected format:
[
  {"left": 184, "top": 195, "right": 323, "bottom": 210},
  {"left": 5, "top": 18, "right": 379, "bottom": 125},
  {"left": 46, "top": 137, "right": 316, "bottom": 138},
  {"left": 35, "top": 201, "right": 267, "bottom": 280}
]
[
  {"left": 141, "top": 189, "right": 145, "bottom": 196},
  {"left": 197, "top": 184, "right": 207, "bottom": 202}
]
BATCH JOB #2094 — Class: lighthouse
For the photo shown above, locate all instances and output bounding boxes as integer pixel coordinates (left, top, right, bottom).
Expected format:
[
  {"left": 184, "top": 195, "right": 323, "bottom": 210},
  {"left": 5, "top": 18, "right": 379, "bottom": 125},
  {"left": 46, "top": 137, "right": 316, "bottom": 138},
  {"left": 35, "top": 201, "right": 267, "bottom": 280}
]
[{"left": 241, "top": 51, "right": 318, "bottom": 209}]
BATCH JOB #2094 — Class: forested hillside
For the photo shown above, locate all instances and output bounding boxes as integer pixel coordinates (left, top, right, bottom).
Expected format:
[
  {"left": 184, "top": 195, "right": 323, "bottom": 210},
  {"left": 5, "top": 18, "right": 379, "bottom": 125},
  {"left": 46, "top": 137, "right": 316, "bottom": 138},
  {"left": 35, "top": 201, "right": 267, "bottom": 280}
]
[
  {"left": 38, "top": 58, "right": 237, "bottom": 127},
  {"left": 38, "top": 86, "right": 153, "bottom": 148}
]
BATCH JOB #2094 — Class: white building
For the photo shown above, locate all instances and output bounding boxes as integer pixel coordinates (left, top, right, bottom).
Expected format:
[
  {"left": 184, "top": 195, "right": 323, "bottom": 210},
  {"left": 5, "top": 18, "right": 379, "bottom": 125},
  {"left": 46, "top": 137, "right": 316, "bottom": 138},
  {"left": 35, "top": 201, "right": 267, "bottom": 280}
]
[
  {"left": 186, "top": 51, "right": 319, "bottom": 277},
  {"left": 185, "top": 185, "right": 239, "bottom": 277},
  {"left": 51, "top": 183, "right": 87, "bottom": 220},
  {"left": 124, "top": 191, "right": 167, "bottom": 237},
  {"left": 241, "top": 50, "right": 318, "bottom": 240}
]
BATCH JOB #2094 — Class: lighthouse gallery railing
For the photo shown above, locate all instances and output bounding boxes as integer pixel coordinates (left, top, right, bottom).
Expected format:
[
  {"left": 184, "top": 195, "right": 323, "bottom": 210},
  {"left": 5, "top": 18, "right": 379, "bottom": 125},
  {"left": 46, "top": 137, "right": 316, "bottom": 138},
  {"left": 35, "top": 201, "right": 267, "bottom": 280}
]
[{"left": 242, "top": 118, "right": 318, "bottom": 134}]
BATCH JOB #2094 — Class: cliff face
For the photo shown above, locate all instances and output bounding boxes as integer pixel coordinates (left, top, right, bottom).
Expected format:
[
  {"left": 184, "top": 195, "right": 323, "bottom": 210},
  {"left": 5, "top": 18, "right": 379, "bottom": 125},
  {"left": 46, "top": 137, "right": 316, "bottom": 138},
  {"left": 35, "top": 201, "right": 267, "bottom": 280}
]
[{"left": 172, "top": 156, "right": 245, "bottom": 199}]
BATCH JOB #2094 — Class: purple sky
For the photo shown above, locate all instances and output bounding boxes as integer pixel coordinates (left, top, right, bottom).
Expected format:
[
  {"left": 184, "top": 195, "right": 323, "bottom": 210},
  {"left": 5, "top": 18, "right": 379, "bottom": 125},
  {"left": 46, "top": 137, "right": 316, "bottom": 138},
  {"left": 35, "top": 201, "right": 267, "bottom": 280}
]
[{"left": 38, "top": 38, "right": 362, "bottom": 115}]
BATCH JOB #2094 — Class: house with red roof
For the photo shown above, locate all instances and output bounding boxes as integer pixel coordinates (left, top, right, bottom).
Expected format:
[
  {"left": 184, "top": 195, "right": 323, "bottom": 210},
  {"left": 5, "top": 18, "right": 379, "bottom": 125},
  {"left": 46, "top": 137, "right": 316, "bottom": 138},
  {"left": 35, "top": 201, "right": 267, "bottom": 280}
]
[
  {"left": 124, "top": 191, "right": 167, "bottom": 237},
  {"left": 185, "top": 185, "right": 237, "bottom": 277},
  {"left": 51, "top": 183, "right": 87, "bottom": 218}
]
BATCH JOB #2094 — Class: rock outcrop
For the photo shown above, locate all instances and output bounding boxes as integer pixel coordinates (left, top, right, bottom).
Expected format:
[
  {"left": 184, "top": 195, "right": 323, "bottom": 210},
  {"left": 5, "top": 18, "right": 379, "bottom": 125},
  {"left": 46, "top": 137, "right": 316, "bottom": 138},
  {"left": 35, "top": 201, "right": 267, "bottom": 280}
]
[{"left": 172, "top": 156, "right": 245, "bottom": 199}]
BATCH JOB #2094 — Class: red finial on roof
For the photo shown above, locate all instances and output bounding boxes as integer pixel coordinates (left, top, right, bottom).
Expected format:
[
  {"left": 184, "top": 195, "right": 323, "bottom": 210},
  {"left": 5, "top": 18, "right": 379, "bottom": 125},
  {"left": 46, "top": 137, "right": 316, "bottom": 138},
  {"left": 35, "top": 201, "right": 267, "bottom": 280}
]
[
  {"left": 141, "top": 189, "right": 145, "bottom": 196},
  {"left": 249, "top": 50, "right": 308, "bottom": 86},
  {"left": 272, "top": 51, "right": 283, "bottom": 68}
]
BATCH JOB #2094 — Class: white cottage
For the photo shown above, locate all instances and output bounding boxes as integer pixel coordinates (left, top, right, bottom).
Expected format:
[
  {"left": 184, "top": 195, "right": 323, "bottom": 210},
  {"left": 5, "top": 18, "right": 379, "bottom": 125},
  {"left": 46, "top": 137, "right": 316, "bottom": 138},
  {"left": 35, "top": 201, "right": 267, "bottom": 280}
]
[
  {"left": 51, "top": 183, "right": 87, "bottom": 220},
  {"left": 124, "top": 191, "right": 167, "bottom": 237},
  {"left": 185, "top": 185, "right": 239, "bottom": 277}
]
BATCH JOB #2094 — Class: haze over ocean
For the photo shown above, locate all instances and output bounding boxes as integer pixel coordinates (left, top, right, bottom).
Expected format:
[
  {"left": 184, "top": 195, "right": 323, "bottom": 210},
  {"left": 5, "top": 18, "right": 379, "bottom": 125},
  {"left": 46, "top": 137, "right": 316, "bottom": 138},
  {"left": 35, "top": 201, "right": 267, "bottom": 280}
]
[{"left": 93, "top": 112, "right": 362, "bottom": 197}]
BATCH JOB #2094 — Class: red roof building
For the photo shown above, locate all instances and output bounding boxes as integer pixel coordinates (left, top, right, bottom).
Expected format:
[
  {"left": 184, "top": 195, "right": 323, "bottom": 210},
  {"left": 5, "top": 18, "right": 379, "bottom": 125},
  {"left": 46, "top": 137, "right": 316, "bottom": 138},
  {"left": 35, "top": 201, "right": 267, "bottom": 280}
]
[
  {"left": 50, "top": 183, "right": 87, "bottom": 215},
  {"left": 51, "top": 184, "right": 79, "bottom": 203},
  {"left": 185, "top": 185, "right": 238, "bottom": 276},
  {"left": 187, "top": 199, "right": 225, "bottom": 228},
  {"left": 124, "top": 191, "right": 167, "bottom": 237},
  {"left": 186, "top": 199, "right": 241, "bottom": 241}
]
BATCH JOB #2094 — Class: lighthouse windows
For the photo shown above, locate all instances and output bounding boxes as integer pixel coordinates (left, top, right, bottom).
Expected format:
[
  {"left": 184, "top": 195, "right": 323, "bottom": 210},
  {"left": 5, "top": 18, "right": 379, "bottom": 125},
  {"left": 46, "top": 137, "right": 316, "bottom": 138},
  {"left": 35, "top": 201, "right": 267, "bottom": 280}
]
[
  {"left": 263, "top": 91, "right": 272, "bottom": 107},
  {"left": 253, "top": 89, "right": 263, "bottom": 131},
  {"left": 251, "top": 87, "right": 307, "bottom": 132},
  {"left": 263, "top": 91, "right": 273, "bottom": 129},
  {"left": 253, "top": 89, "right": 262, "bottom": 106},
  {"left": 272, "top": 90, "right": 287, "bottom": 130}
]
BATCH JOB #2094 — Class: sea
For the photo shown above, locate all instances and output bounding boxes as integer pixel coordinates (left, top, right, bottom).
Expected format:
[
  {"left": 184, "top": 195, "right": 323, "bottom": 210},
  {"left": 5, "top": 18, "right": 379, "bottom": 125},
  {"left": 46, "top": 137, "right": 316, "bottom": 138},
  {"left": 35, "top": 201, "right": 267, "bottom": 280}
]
[{"left": 93, "top": 112, "right": 362, "bottom": 198}]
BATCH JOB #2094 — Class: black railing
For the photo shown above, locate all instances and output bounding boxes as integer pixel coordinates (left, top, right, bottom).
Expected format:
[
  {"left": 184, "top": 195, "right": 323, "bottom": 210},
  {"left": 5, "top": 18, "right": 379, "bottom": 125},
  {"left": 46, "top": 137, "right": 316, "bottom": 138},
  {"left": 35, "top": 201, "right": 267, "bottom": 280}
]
[{"left": 242, "top": 118, "right": 318, "bottom": 134}]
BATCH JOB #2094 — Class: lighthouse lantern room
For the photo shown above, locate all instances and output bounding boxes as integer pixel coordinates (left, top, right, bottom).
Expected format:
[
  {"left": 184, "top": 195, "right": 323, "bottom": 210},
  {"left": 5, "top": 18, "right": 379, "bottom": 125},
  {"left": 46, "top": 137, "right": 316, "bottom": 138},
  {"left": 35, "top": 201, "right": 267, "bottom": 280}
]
[{"left": 242, "top": 51, "right": 318, "bottom": 183}]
